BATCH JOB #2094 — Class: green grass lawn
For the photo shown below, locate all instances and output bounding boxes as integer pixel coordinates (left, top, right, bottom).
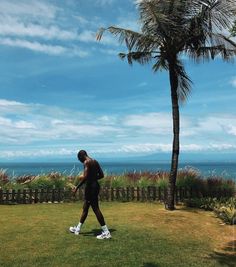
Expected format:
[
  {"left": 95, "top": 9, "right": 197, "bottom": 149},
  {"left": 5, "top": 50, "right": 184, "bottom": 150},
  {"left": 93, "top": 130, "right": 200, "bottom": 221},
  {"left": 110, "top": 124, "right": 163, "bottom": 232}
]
[{"left": 0, "top": 202, "right": 235, "bottom": 267}]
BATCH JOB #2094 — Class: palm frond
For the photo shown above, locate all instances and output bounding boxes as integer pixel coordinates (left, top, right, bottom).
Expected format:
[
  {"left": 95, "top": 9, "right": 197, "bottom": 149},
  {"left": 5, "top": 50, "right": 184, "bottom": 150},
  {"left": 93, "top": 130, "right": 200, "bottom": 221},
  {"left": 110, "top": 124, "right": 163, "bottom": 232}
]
[
  {"left": 97, "top": 26, "right": 161, "bottom": 52},
  {"left": 191, "top": 0, "right": 236, "bottom": 31},
  {"left": 174, "top": 59, "right": 192, "bottom": 103},
  {"left": 139, "top": 0, "right": 174, "bottom": 37},
  {"left": 186, "top": 45, "right": 236, "bottom": 63},
  {"left": 118, "top": 51, "right": 154, "bottom": 65},
  {"left": 152, "top": 56, "right": 168, "bottom": 72}
]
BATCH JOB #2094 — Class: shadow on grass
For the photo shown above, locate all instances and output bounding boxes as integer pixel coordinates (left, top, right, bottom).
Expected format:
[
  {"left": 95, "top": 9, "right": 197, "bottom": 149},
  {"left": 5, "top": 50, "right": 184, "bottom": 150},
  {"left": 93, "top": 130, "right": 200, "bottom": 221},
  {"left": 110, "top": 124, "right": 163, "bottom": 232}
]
[
  {"left": 175, "top": 206, "right": 204, "bottom": 214},
  {"left": 80, "top": 228, "right": 117, "bottom": 237},
  {"left": 209, "top": 240, "right": 236, "bottom": 267},
  {"left": 143, "top": 263, "right": 159, "bottom": 267}
]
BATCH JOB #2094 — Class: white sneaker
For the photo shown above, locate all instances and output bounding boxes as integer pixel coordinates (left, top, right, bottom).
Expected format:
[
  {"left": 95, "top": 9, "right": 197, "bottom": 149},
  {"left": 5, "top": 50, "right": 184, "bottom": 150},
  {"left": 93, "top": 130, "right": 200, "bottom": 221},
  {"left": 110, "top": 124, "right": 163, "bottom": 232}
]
[
  {"left": 69, "top": 226, "right": 80, "bottom": 235},
  {"left": 96, "top": 231, "right": 111, "bottom": 239}
]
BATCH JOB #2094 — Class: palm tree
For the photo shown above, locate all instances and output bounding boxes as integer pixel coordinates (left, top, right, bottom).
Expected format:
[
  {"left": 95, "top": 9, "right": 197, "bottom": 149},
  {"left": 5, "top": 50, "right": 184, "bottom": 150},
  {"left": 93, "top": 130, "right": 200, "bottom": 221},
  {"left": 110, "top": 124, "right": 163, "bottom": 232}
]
[{"left": 97, "top": 0, "right": 236, "bottom": 210}]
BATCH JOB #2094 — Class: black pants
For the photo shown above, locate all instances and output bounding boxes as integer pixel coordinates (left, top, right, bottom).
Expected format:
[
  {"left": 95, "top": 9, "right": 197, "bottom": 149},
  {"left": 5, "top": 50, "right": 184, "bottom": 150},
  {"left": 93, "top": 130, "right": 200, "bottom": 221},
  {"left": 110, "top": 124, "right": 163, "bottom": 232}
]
[
  {"left": 80, "top": 182, "right": 105, "bottom": 226},
  {"left": 84, "top": 181, "right": 100, "bottom": 204}
]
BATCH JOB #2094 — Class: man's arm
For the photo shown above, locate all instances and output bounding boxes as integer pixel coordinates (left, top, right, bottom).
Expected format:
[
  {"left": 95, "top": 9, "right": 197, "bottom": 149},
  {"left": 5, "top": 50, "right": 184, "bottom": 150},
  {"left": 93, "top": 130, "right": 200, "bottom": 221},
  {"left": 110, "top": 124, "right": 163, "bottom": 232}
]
[{"left": 73, "top": 163, "right": 89, "bottom": 193}]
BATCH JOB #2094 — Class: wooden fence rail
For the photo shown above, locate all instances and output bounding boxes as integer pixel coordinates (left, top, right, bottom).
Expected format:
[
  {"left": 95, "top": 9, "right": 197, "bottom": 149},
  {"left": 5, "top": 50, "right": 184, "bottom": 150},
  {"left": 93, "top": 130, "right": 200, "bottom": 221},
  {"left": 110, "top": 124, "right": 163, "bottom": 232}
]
[{"left": 0, "top": 186, "right": 233, "bottom": 205}]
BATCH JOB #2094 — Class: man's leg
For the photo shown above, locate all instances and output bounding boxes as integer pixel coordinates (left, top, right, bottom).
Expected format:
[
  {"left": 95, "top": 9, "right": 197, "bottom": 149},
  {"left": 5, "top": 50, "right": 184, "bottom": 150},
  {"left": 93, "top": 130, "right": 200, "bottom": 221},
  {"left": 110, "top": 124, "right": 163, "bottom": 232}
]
[
  {"left": 91, "top": 200, "right": 111, "bottom": 239},
  {"left": 91, "top": 200, "right": 105, "bottom": 226},
  {"left": 80, "top": 200, "right": 90, "bottom": 224},
  {"left": 69, "top": 200, "right": 90, "bottom": 235}
]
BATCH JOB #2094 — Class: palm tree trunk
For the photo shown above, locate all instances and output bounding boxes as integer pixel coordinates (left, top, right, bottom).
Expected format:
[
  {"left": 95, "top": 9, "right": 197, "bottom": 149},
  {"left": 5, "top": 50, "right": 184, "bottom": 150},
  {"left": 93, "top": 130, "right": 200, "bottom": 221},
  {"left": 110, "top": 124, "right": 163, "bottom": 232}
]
[{"left": 166, "top": 61, "right": 180, "bottom": 210}]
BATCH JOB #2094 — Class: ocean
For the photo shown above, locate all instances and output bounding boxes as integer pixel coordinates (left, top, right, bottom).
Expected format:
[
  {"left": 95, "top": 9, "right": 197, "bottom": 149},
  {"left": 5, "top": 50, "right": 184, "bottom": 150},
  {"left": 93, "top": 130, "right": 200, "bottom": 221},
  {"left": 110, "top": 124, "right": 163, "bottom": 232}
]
[{"left": 0, "top": 161, "right": 236, "bottom": 180}]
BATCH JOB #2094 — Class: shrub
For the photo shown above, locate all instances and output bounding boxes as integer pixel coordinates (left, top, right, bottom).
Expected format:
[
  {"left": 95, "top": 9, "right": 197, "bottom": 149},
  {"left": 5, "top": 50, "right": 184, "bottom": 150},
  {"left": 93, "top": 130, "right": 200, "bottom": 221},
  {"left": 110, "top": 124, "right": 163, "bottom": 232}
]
[
  {"left": 214, "top": 206, "right": 236, "bottom": 225},
  {"left": 185, "top": 197, "right": 236, "bottom": 225}
]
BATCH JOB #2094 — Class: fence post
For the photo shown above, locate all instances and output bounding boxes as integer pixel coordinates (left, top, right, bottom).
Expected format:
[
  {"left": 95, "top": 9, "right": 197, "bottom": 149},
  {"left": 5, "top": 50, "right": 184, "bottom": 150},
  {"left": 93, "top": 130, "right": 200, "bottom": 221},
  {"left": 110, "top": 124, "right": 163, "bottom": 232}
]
[
  {"left": 105, "top": 187, "right": 109, "bottom": 201},
  {"left": 0, "top": 189, "right": 3, "bottom": 204},
  {"left": 141, "top": 187, "right": 145, "bottom": 202},
  {"left": 29, "top": 189, "right": 33, "bottom": 204},
  {"left": 16, "top": 189, "right": 21, "bottom": 204},
  {"left": 121, "top": 187, "right": 125, "bottom": 201},
  {"left": 23, "top": 189, "right": 27, "bottom": 204},
  {"left": 39, "top": 189, "right": 43, "bottom": 203},
  {"left": 51, "top": 189, "right": 55, "bottom": 203},
  {"left": 126, "top": 187, "right": 130, "bottom": 202},
  {"left": 58, "top": 188, "right": 61, "bottom": 202},
  {"left": 111, "top": 188, "right": 114, "bottom": 201},
  {"left": 158, "top": 187, "right": 162, "bottom": 201},
  {"left": 34, "top": 189, "right": 38, "bottom": 203},
  {"left": 164, "top": 188, "right": 167, "bottom": 202},
  {"left": 137, "top": 187, "right": 140, "bottom": 201},
  {"left": 153, "top": 186, "right": 157, "bottom": 201},
  {"left": 130, "top": 187, "right": 134, "bottom": 201},
  {"left": 116, "top": 188, "right": 119, "bottom": 201},
  {"left": 175, "top": 188, "right": 178, "bottom": 204},
  {"left": 190, "top": 187, "right": 193, "bottom": 198},
  {"left": 147, "top": 187, "right": 151, "bottom": 201}
]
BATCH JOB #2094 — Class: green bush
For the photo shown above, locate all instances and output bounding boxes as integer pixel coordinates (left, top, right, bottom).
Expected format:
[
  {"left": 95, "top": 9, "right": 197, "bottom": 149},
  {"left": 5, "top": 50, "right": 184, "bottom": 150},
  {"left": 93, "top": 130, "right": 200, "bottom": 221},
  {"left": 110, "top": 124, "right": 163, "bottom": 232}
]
[
  {"left": 214, "top": 205, "right": 236, "bottom": 225},
  {"left": 185, "top": 197, "right": 236, "bottom": 225},
  {"left": 109, "top": 175, "right": 129, "bottom": 188},
  {"left": 137, "top": 176, "right": 153, "bottom": 188},
  {"left": 156, "top": 178, "right": 168, "bottom": 189}
]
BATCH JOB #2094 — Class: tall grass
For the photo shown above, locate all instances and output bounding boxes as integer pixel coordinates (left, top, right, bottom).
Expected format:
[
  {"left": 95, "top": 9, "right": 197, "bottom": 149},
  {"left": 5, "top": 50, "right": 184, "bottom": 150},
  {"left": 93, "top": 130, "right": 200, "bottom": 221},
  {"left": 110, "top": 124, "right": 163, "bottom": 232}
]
[{"left": 0, "top": 167, "right": 235, "bottom": 198}]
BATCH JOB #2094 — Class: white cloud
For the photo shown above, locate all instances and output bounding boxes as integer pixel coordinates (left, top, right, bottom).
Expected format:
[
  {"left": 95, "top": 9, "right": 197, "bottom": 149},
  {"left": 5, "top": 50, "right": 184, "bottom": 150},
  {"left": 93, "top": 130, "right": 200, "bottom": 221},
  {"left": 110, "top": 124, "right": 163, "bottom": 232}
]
[
  {"left": 0, "top": 38, "right": 89, "bottom": 57},
  {"left": 1, "top": 100, "right": 236, "bottom": 158},
  {"left": 0, "top": 1, "right": 91, "bottom": 57},
  {"left": 95, "top": 0, "right": 116, "bottom": 6},
  {"left": 0, "top": 21, "right": 77, "bottom": 40},
  {"left": 123, "top": 112, "right": 236, "bottom": 137},
  {"left": 0, "top": 1, "right": 57, "bottom": 19},
  {"left": 0, "top": 148, "right": 77, "bottom": 159},
  {"left": 0, "top": 99, "right": 121, "bottom": 145},
  {"left": 137, "top": 82, "right": 148, "bottom": 87},
  {"left": 230, "top": 77, "right": 236, "bottom": 87},
  {"left": 116, "top": 15, "right": 140, "bottom": 32},
  {"left": 123, "top": 112, "right": 193, "bottom": 136},
  {"left": 225, "top": 125, "right": 236, "bottom": 136},
  {"left": 0, "top": 38, "right": 66, "bottom": 55}
]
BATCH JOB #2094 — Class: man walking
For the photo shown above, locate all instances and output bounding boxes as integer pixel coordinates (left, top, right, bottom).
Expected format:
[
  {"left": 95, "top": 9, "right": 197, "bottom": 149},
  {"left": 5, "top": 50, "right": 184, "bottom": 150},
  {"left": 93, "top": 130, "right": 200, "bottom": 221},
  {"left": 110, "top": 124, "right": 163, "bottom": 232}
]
[{"left": 69, "top": 150, "right": 111, "bottom": 239}]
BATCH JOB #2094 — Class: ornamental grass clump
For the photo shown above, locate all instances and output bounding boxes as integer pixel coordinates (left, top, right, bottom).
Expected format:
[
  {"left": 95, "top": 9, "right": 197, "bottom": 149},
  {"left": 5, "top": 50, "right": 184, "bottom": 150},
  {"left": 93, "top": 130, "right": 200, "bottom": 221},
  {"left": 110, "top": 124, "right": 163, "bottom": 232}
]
[
  {"left": 16, "top": 175, "right": 36, "bottom": 184},
  {"left": 0, "top": 169, "right": 9, "bottom": 187},
  {"left": 176, "top": 167, "right": 205, "bottom": 191}
]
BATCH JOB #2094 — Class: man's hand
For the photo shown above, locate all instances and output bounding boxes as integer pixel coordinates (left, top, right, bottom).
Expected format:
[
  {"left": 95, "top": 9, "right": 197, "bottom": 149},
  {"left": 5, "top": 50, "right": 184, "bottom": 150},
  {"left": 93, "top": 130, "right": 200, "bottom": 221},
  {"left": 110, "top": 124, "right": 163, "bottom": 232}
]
[
  {"left": 78, "top": 175, "right": 84, "bottom": 181},
  {"left": 72, "top": 186, "right": 77, "bottom": 196}
]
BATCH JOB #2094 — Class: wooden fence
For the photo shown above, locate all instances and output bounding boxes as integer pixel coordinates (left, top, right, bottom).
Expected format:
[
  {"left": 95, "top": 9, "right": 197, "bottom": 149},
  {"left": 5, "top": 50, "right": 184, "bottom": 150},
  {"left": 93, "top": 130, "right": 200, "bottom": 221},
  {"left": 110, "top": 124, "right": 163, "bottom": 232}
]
[{"left": 0, "top": 186, "right": 233, "bottom": 205}]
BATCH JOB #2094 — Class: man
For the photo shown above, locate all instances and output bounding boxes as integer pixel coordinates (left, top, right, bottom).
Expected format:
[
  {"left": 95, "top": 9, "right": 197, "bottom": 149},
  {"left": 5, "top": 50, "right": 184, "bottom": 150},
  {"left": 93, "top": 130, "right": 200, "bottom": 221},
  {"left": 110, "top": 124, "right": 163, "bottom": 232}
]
[{"left": 69, "top": 150, "right": 111, "bottom": 239}]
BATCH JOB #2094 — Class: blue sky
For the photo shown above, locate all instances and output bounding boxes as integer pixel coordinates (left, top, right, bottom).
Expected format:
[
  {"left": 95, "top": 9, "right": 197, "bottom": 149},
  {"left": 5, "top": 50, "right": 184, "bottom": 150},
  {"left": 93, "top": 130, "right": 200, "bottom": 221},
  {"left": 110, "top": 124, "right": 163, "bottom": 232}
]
[{"left": 0, "top": 0, "right": 236, "bottom": 162}]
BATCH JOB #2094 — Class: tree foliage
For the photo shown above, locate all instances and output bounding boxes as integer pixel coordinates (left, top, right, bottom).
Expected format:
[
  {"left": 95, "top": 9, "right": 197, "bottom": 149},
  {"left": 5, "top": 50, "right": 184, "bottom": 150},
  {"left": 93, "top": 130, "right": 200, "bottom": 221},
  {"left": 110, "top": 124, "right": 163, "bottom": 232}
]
[
  {"left": 231, "top": 20, "right": 236, "bottom": 36},
  {"left": 97, "top": 0, "right": 236, "bottom": 103}
]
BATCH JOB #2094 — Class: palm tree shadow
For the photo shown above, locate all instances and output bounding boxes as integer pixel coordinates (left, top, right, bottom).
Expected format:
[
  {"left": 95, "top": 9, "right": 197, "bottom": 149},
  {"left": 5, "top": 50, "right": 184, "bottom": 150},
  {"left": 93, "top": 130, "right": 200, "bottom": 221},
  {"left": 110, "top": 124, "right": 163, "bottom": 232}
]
[
  {"left": 80, "top": 228, "right": 117, "bottom": 237},
  {"left": 209, "top": 240, "right": 236, "bottom": 267}
]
